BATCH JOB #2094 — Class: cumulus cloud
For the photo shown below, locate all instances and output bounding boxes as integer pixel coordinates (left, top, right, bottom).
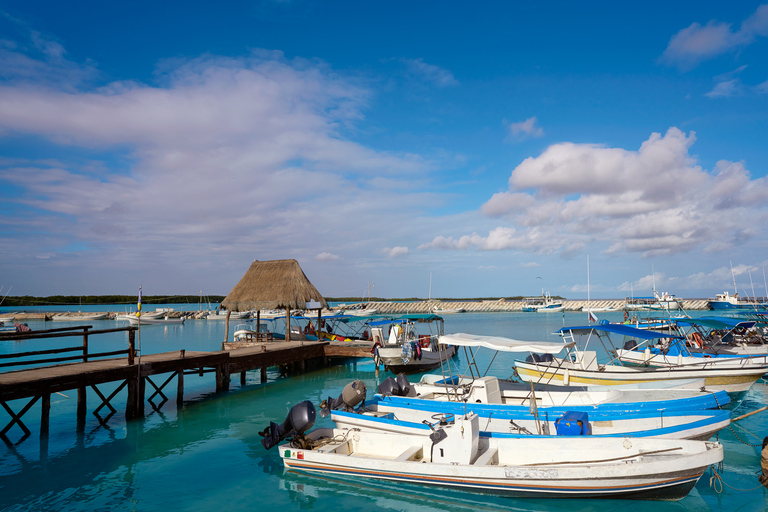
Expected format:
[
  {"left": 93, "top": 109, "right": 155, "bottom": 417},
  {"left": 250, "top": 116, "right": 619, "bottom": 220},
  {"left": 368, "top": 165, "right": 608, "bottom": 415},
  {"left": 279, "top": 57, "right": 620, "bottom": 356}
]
[
  {"left": 505, "top": 117, "right": 543, "bottom": 141},
  {"left": 384, "top": 246, "right": 409, "bottom": 258},
  {"left": 421, "top": 127, "right": 768, "bottom": 259},
  {"left": 660, "top": 4, "right": 768, "bottom": 70}
]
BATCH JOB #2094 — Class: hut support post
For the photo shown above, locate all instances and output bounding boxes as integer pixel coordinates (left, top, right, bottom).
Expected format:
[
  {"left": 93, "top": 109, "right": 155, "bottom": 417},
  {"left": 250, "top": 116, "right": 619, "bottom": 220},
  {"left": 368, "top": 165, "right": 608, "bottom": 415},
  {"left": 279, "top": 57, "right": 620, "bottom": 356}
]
[
  {"left": 224, "top": 310, "right": 231, "bottom": 344},
  {"left": 286, "top": 309, "right": 291, "bottom": 343}
]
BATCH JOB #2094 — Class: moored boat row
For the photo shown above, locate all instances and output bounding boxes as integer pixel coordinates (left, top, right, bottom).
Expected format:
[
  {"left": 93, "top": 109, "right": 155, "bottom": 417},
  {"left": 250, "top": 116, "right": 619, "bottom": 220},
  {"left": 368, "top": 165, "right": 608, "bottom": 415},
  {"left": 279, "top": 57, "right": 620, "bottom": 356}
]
[{"left": 261, "top": 311, "right": 768, "bottom": 503}]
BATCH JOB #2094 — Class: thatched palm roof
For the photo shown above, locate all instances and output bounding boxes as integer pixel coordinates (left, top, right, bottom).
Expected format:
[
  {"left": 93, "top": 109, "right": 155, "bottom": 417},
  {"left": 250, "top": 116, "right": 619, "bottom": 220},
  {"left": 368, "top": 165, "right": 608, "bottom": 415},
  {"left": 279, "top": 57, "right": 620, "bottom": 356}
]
[{"left": 221, "top": 259, "right": 328, "bottom": 312}]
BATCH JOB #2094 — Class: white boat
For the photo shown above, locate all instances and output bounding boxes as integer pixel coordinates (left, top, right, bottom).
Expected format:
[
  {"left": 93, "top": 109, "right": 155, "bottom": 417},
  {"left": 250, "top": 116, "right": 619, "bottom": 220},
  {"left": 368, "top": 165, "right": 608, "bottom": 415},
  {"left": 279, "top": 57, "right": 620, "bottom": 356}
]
[
  {"left": 206, "top": 310, "right": 249, "bottom": 320},
  {"left": 655, "top": 291, "right": 683, "bottom": 310},
  {"left": 123, "top": 315, "right": 185, "bottom": 326},
  {"left": 233, "top": 322, "right": 276, "bottom": 342},
  {"left": 343, "top": 303, "right": 378, "bottom": 316},
  {"left": 675, "top": 317, "right": 768, "bottom": 357},
  {"left": 521, "top": 292, "right": 563, "bottom": 312},
  {"left": 273, "top": 405, "right": 723, "bottom": 501},
  {"left": 331, "top": 403, "right": 731, "bottom": 441},
  {"left": 708, "top": 290, "right": 768, "bottom": 311},
  {"left": 513, "top": 324, "right": 768, "bottom": 396},
  {"left": 51, "top": 312, "right": 110, "bottom": 321},
  {"left": 373, "top": 314, "right": 457, "bottom": 374},
  {"left": 431, "top": 305, "right": 465, "bottom": 314},
  {"left": 399, "top": 334, "right": 730, "bottom": 412}
]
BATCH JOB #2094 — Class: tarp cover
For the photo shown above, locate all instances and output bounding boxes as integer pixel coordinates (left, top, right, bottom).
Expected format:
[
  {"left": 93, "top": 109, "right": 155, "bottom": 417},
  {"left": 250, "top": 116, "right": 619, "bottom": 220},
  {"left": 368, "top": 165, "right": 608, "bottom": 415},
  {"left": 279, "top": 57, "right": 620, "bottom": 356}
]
[
  {"left": 438, "top": 333, "right": 574, "bottom": 353},
  {"left": 682, "top": 317, "right": 757, "bottom": 329},
  {"left": 558, "top": 323, "right": 683, "bottom": 340}
]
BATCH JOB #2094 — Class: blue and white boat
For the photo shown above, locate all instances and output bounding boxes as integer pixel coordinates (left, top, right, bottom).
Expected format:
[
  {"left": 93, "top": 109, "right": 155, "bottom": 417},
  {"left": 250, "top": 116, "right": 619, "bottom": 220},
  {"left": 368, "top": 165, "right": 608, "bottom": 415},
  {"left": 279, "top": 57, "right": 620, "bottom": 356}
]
[
  {"left": 274, "top": 406, "right": 724, "bottom": 501},
  {"left": 521, "top": 291, "right": 563, "bottom": 312},
  {"left": 331, "top": 401, "right": 731, "bottom": 441},
  {"left": 708, "top": 291, "right": 768, "bottom": 311}
]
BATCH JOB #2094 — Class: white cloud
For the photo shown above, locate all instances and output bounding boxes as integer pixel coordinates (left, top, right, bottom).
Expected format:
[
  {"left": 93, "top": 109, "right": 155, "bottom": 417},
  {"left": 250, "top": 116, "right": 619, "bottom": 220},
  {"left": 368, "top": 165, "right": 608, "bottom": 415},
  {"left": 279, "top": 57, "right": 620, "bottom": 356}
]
[
  {"left": 384, "top": 246, "right": 409, "bottom": 258},
  {"left": 315, "top": 252, "right": 340, "bottom": 261},
  {"left": 0, "top": 41, "right": 454, "bottom": 294},
  {"left": 421, "top": 127, "right": 768, "bottom": 259},
  {"left": 505, "top": 117, "right": 543, "bottom": 141},
  {"left": 401, "top": 58, "right": 458, "bottom": 87},
  {"left": 660, "top": 4, "right": 768, "bottom": 70}
]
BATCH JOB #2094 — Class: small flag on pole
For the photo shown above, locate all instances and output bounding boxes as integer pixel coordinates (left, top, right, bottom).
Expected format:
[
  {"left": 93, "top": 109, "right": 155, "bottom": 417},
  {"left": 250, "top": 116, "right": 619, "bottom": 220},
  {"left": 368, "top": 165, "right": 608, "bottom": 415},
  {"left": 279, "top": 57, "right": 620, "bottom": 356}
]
[{"left": 588, "top": 310, "right": 597, "bottom": 323}]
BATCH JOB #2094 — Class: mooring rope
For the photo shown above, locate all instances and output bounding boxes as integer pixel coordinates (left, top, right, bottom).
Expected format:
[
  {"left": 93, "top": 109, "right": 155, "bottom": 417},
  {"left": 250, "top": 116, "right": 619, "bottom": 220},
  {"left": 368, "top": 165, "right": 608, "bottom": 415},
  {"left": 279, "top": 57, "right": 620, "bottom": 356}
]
[{"left": 710, "top": 467, "right": 766, "bottom": 493}]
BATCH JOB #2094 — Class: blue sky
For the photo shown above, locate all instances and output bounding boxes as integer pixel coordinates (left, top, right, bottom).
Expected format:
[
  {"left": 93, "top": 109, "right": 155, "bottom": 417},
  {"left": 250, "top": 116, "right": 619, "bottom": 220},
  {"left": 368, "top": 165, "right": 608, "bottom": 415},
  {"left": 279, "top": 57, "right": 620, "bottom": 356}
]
[{"left": 1, "top": 1, "right": 768, "bottom": 300}]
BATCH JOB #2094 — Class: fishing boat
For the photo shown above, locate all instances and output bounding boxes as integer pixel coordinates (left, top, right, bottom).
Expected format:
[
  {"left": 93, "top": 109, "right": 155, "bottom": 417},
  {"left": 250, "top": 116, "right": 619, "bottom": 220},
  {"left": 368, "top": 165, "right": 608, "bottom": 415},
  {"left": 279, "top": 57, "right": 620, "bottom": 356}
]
[
  {"left": 674, "top": 317, "right": 768, "bottom": 357},
  {"left": 521, "top": 292, "right": 563, "bottom": 312},
  {"left": 268, "top": 402, "right": 723, "bottom": 501},
  {"left": 373, "top": 314, "right": 457, "bottom": 373},
  {"left": 325, "top": 378, "right": 730, "bottom": 441},
  {"left": 331, "top": 402, "right": 731, "bottom": 441},
  {"left": 513, "top": 324, "right": 768, "bottom": 396},
  {"left": 708, "top": 291, "right": 768, "bottom": 311}
]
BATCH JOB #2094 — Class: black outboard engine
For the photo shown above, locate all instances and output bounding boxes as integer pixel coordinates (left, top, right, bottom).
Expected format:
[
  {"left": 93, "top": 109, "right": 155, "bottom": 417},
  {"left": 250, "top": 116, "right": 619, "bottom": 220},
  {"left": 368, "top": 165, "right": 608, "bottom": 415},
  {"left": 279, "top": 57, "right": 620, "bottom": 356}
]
[
  {"left": 377, "top": 373, "right": 411, "bottom": 396},
  {"left": 259, "top": 400, "right": 316, "bottom": 450},
  {"left": 319, "top": 380, "right": 367, "bottom": 417}
]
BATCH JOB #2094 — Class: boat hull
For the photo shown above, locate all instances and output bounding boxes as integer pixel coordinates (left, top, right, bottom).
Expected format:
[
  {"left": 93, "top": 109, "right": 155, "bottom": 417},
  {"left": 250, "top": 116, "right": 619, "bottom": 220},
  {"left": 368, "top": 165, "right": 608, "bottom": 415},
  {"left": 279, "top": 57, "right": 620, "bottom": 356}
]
[
  {"left": 514, "top": 360, "right": 765, "bottom": 395},
  {"left": 378, "top": 344, "right": 457, "bottom": 374},
  {"left": 280, "top": 426, "right": 722, "bottom": 501}
]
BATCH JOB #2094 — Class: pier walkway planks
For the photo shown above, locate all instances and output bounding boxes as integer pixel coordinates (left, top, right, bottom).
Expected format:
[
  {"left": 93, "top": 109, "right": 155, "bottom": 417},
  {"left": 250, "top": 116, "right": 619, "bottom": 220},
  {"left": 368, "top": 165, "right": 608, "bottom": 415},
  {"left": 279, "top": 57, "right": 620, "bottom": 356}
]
[{"left": 0, "top": 339, "right": 337, "bottom": 444}]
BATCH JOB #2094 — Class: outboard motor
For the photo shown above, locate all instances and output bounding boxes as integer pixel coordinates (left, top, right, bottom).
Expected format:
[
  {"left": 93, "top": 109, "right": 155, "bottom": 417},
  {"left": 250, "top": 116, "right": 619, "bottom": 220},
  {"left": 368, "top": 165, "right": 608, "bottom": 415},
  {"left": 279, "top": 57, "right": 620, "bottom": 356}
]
[
  {"left": 525, "top": 353, "right": 542, "bottom": 363},
  {"left": 539, "top": 353, "right": 554, "bottom": 363},
  {"left": 259, "top": 400, "right": 316, "bottom": 450},
  {"left": 623, "top": 339, "right": 638, "bottom": 350},
  {"left": 319, "top": 380, "right": 367, "bottom": 416},
  {"left": 377, "top": 374, "right": 411, "bottom": 396}
]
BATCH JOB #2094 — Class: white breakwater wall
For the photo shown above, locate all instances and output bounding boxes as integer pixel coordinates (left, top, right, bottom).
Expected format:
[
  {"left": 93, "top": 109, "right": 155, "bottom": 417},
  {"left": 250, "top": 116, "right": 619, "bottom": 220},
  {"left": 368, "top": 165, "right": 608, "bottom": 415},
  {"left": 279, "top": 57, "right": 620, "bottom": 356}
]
[{"left": 344, "top": 299, "right": 711, "bottom": 315}]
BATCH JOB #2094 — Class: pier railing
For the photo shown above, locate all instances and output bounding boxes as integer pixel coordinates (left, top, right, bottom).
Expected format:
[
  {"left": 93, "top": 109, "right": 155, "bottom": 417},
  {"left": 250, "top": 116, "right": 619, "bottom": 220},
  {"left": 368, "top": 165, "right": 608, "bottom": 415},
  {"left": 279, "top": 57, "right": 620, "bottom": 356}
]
[{"left": 0, "top": 325, "right": 137, "bottom": 370}]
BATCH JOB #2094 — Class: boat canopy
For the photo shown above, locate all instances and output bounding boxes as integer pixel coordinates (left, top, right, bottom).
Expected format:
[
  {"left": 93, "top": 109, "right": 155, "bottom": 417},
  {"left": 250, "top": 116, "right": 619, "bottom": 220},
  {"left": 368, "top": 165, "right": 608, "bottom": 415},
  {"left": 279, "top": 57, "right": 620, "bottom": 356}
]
[
  {"left": 558, "top": 323, "right": 684, "bottom": 340},
  {"left": 438, "top": 333, "right": 574, "bottom": 353},
  {"left": 685, "top": 317, "right": 757, "bottom": 329},
  {"left": 368, "top": 314, "right": 442, "bottom": 326}
]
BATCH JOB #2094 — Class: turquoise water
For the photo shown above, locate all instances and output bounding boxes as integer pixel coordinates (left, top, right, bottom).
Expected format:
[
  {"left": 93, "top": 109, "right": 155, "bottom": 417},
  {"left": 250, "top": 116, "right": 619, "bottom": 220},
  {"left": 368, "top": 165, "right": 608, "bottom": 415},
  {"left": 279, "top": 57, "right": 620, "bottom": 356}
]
[{"left": 1, "top": 309, "right": 767, "bottom": 511}]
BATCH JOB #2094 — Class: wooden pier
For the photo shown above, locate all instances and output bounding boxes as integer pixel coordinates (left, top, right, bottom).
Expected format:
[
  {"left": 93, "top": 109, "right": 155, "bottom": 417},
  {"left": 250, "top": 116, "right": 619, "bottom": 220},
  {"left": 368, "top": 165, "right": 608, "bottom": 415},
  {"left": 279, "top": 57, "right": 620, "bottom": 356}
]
[{"left": 0, "top": 325, "right": 357, "bottom": 446}]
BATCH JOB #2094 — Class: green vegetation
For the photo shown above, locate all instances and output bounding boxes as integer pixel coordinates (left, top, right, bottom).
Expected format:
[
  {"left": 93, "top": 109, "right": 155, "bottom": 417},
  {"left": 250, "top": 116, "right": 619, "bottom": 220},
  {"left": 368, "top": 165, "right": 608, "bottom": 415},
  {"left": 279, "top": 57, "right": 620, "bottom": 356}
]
[
  {"left": 1, "top": 294, "right": 565, "bottom": 307},
  {"left": 1, "top": 295, "right": 226, "bottom": 307}
]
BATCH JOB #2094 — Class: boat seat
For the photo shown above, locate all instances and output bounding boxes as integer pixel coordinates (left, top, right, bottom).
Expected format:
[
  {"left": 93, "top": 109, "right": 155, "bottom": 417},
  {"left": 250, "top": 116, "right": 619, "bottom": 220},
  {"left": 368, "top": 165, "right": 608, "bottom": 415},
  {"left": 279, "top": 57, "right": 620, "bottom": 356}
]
[
  {"left": 315, "top": 440, "right": 351, "bottom": 455},
  {"left": 394, "top": 445, "right": 423, "bottom": 462},
  {"left": 473, "top": 446, "right": 498, "bottom": 466}
]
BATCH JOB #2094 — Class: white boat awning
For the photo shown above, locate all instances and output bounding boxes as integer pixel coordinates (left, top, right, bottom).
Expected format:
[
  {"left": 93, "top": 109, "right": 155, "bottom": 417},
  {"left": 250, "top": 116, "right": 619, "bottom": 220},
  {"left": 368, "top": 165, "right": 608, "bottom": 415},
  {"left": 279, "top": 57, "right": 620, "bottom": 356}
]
[{"left": 438, "top": 333, "right": 573, "bottom": 353}]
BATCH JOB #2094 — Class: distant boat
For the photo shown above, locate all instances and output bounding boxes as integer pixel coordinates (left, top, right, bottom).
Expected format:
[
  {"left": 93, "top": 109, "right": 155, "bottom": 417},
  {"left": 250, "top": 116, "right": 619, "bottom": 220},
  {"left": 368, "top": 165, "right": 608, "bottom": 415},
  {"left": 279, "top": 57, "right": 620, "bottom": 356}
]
[
  {"left": 52, "top": 312, "right": 110, "bottom": 321},
  {"left": 206, "top": 310, "right": 249, "bottom": 320},
  {"left": 431, "top": 305, "right": 465, "bottom": 314},
  {"left": 521, "top": 292, "right": 563, "bottom": 312},
  {"left": 708, "top": 291, "right": 768, "bottom": 311},
  {"left": 123, "top": 315, "right": 185, "bottom": 326},
  {"left": 373, "top": 314, "right": 456, "bottom": 373}
]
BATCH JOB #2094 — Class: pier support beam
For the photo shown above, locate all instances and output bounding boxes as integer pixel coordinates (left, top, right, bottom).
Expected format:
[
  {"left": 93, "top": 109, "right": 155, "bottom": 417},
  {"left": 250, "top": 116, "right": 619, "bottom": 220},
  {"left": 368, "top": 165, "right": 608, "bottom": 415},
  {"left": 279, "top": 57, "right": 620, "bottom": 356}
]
[{"left": 177, "top": 370, "right": 184, "bottom": 407}]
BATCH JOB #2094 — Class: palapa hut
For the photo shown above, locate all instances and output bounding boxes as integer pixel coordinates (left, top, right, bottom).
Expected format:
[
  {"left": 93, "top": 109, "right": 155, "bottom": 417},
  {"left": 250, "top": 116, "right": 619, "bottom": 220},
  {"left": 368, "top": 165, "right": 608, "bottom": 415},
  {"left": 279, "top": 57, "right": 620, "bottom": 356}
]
[{"left": 221, "top": 259, "right": 328, "bottom": 344}]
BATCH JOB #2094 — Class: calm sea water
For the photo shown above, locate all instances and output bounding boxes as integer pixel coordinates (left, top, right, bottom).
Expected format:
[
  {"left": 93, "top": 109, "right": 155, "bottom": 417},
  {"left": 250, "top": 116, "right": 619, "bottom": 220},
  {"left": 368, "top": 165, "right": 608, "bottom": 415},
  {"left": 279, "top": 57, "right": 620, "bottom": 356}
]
[{"left": 1, "top": 307, "right": 767, "bottom": 511}]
